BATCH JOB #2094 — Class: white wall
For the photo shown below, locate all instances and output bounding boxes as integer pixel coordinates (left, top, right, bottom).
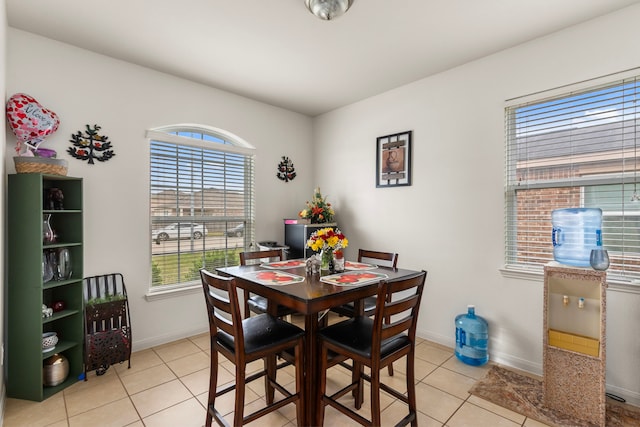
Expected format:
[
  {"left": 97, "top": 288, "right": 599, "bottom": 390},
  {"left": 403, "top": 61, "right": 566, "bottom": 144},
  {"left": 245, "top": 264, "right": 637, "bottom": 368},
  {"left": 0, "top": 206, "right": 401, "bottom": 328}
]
[
  {"left": 5, "top": 28, "right": 314, "bottom": 349},
  {"left": 313, "top": 4, "right": 640, "bottom": 404}
]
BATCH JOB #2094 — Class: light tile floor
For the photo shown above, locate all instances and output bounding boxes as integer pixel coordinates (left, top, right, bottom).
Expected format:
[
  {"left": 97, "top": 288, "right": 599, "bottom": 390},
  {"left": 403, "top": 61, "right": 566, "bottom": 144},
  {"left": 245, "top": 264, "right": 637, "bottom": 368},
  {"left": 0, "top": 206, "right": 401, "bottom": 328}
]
[{"left": 4, "top": 313, "right": 552, "bottom": 427}]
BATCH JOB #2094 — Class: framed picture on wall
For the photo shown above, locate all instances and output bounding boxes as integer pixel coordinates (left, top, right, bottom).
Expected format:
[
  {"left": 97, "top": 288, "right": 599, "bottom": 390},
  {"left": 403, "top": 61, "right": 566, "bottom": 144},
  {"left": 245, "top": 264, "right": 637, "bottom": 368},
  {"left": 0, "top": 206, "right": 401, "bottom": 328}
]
[{"left": 376, "top": 130, "right": 412, "bottom": 188}]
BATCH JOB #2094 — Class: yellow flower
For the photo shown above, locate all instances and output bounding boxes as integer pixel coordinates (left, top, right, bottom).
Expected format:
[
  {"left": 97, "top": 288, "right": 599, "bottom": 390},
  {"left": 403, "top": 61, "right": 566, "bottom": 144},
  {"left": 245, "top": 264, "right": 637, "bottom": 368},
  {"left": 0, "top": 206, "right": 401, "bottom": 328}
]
[{"left": 327, "top": 236, "right": 339, "bottom": 247}]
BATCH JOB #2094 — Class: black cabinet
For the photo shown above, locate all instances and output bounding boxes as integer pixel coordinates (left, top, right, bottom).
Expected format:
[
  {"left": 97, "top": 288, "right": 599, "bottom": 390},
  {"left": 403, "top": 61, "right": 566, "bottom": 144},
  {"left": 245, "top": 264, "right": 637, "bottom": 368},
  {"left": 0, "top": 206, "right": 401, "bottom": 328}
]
[{"left": 284, "top": 222, "right": 337, "bottom": 259}]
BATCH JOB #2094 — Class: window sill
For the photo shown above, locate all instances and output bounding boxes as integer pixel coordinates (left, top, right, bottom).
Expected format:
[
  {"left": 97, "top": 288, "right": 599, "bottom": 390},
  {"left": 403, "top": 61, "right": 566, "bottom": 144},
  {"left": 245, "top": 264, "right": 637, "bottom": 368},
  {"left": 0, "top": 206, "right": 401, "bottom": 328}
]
[
  {"left": 500, "top": 265, "right": 640, "bottom": 294},
  {"left": 145, "top": 282, "right": 201, "bottom": 302}
]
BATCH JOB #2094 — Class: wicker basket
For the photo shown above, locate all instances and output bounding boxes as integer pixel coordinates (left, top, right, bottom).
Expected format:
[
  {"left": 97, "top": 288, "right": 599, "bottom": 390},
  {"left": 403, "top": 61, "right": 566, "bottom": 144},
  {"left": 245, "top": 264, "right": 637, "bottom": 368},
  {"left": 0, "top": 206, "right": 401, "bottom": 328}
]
[{"left": 14, "top": 156, "right": 68, "bottom": 176}]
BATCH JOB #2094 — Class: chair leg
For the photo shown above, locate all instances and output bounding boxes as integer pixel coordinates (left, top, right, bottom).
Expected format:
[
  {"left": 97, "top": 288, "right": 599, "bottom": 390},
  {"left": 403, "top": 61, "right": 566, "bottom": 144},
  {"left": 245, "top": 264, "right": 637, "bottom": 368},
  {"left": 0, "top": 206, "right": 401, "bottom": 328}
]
[
  {"left": 370, "top": 366, "right": 382, "bottom": 427},
  {"left": 317, "top": 343, "right": 329, "bottom": 427},
  {"left": 406, "top": 350, "right": 418, "bottom": 427},
  {"left": 206, "top": 346, "right": 217, "bottom": 427},
  {"left": 234, "top": 364, "right": 246, "bottom": 427},
  {"left": 265, "top": 355, "right": 276, "bottom": 404},
  {"left": 295, "top": 337, "right": 305, "bottom": 427},
  {"left": 353, "top": 360, "right": 364, "bottom": 409}
]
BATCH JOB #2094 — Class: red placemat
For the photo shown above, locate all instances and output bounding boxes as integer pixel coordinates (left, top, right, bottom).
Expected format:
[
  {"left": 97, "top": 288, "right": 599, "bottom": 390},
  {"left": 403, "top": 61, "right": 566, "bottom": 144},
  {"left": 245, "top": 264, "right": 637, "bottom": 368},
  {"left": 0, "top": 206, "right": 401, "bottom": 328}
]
[
  {"left": 242, "top": 270, "right": 305, "bottom": 286},
  {"left": 261, "top": 259, "right": 306, "bottom": 269},
  {"left": 344, "top": 261, "right": 377, "bottom": 271},
  {"left": 320, "top": 271, "right": 388, "bottom": 286}
]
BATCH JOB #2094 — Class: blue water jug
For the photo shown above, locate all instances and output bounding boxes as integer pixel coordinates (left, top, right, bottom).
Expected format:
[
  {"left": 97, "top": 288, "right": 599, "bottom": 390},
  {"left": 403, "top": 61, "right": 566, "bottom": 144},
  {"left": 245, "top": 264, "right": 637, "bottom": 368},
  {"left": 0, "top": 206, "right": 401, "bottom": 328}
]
[
  {"left": 552, "top": 208, "right": 602, "bottom": 267},
  {"left": 455, "top": 305, "right": 489, "bottom": 366}
]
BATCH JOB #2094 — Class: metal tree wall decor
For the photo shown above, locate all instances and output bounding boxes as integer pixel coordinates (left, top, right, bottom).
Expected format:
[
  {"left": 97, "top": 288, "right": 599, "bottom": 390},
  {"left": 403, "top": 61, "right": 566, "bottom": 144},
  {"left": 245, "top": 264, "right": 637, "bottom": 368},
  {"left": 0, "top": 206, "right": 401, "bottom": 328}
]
[
  {"left": 276, "top": 156, "right": 296, "bottom": 182},
  {"left": 68, "top": 124, "right": 115, "bottom": 164}
]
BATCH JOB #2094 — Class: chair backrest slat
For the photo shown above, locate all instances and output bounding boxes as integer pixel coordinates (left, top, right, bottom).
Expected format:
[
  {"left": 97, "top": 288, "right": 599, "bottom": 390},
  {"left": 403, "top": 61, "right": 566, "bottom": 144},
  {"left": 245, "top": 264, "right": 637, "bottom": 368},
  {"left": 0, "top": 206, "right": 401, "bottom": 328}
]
[
  {"left": 239, "top": 249, "right": 284, "bottom": 266},
  {"left": 358, "top": 249, "right": 398, "bottom": 269},
  {"left": 381, "top": 317, "right": 414, "bottom": 340},
  {"left": 385, "top": 294, "right": 419, "bottom": 317},
  {"left": 200, "top": 269, "right": 244, "bottom": 353},
  {"left": 372, "top": 271, "right": 426, "bottom": 350}
]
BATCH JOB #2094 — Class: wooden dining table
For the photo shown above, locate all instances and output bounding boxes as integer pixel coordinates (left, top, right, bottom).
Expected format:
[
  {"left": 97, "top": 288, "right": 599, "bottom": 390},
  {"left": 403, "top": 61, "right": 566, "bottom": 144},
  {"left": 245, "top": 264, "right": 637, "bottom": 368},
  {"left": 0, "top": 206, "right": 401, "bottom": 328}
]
[{"left": 216, "top": 261, "right": 421, "bottom": 426}]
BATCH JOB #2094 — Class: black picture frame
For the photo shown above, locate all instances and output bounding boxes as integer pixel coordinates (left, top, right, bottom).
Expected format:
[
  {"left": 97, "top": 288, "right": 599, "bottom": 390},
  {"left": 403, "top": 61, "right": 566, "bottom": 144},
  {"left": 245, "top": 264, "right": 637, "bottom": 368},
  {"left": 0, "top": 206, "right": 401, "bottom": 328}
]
[{"left": 376, "top": 130, "right": 412, "bottom": 188}]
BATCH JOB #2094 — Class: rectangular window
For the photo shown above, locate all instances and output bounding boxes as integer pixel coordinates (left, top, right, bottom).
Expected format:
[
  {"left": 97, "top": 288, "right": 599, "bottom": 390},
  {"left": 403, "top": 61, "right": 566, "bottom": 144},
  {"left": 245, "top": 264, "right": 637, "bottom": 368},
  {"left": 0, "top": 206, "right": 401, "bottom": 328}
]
[
  {"left": 149, "top": 134, "right": 254, "bottom": 289},
  {"left": 505, "top": 76, "right": 640, "bottom": 280}
]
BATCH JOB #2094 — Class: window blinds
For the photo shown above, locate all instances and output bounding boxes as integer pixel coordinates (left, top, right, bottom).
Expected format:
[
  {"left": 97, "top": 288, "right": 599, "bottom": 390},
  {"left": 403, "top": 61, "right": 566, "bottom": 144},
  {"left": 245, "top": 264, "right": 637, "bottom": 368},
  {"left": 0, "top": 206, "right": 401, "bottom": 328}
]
[
  {"left": 505, "top": 76, "right": 640, "bottom": 280},
  {"left": 150, "top": 133, "right": 255, "bottom": 287}
]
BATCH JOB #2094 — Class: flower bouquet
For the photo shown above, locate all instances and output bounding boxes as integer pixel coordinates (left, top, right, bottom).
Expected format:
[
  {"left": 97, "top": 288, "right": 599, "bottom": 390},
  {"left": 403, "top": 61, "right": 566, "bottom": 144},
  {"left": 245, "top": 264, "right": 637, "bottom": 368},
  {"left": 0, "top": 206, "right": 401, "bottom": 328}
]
[
  {"left": 299, "top": 187, "right": 334, "bottom": 224},
  {"left": 307, "top": 227, "right": 348, "bottom": 270}
]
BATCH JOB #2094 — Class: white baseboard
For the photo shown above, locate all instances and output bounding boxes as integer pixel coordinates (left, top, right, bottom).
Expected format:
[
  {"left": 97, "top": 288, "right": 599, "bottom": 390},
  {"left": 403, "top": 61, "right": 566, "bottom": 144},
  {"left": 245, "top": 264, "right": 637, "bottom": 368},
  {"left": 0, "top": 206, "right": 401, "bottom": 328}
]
[{"left": 131, "top": 326, "right": 208, "bottom": 352}]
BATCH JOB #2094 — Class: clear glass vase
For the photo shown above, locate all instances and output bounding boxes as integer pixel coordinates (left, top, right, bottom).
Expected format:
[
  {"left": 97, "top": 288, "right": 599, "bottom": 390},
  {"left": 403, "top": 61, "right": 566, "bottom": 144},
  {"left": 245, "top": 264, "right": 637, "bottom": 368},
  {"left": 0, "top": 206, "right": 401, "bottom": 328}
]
[
  {"left": 320, "top": 248, "right": 333, "bottom": 270},
  {"left": 56, "top": 248, "right": 72, "bottom": 280},
  {"left": 43, "top": 214, "right": 56, "bottom": 244},
  {"left": 42, "top": 252, "right": 54, "bottom": 283}
]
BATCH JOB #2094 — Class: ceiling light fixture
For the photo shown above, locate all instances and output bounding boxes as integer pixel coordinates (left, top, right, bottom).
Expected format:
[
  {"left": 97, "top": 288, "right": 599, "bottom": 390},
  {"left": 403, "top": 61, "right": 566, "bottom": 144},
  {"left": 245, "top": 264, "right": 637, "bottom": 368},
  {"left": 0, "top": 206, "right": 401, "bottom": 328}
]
[{"left": 305, "top": 0, "right": 354, "bottom": 20}]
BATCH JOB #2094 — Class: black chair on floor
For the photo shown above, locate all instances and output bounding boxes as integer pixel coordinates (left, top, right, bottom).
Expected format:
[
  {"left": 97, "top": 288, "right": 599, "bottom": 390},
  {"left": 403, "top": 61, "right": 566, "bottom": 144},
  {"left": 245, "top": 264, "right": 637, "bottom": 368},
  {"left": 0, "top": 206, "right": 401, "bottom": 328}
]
[
  {"left": 318, "top": 270, "right": 427, "bottom": 427},
  {"left": 239, "top": 249, "right": 297, "bottom": 319},
  {"left": 199, "top": 269, "right": 305, "bottom": 427},
  {"left": 330, "top": 249, "right": 399, "bottom": 375}
]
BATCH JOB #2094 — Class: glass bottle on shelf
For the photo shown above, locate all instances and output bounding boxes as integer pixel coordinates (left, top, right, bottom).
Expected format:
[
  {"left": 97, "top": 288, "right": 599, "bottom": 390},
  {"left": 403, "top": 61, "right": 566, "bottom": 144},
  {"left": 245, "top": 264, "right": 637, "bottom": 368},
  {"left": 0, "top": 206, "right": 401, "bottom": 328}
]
[
  {"left": 43, "top": 214, "right": 56, "bottom": 244},
  {"left": 56, "top": 248, "right": 72, "bottom": 280},
  {"left": 42, "top": 252, "right": 54, "bottom": 283}
]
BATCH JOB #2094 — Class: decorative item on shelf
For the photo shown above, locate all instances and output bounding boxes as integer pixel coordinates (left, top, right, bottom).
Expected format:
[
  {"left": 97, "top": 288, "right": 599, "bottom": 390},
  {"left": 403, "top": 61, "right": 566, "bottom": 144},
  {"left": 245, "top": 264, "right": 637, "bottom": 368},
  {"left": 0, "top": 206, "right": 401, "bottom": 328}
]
[
  {"left": 42, "top": 252, "right": 54, "bottom": 283},
  {"left": 42, "top": 332, "right": 58, "bottom": 352},
  {"left": 44, "top": 188, "right": 64, "bottom": 210},
  {"left": 6, "top": 93, "right": 67, "bottom": 175},
  {"left": 276, "top": 156, "right": 296, "bottom": 182},
  {"left": 307, "top": 227, "right": 348, "bottom": 271},
  {"left": 43, "top": 353, "right": 69, "bottom": 387},
  {"left": 68, "top": 124, "right": 115, "bottom": 165},
  {"left": 42, "top": 304, "right": 53, "bottom": 318},
  {"left": 299, "top": 187, "right": 334, "bottom": 224},
  {"left": 52, "top": 300, "right": 65, "bottom": 313},
  {"left": 14, "top": 156, "right": 68, "bottom": 176},
  {"left": 43, "top": 214, "right": 56, "bottom": 245},
  {"left": 54, "top": 248, "right": 72, "bottom": 281}
]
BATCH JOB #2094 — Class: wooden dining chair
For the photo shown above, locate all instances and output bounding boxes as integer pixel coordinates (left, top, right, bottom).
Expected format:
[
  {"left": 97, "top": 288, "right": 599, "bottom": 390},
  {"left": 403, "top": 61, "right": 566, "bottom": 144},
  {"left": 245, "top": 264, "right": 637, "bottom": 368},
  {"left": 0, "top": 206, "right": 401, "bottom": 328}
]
[
  {"left": 199, "top": 269, "right": 305, "bottom": 427},
  {"left": 330, "top": 249, "right": 399, "bottom": 375},
  {"left": 317, "top": 270, "right": 427, "bottom": 427},
  {"left": 239, "top": 249, "right": 297, "bottom": 319}
]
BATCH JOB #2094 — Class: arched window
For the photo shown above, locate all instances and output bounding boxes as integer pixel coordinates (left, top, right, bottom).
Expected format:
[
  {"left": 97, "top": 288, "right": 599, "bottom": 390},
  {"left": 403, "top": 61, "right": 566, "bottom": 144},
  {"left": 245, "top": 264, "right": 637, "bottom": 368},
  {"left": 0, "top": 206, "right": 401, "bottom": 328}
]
[{"left": 147, "top": 125, "right": 255, "bottom": 290}]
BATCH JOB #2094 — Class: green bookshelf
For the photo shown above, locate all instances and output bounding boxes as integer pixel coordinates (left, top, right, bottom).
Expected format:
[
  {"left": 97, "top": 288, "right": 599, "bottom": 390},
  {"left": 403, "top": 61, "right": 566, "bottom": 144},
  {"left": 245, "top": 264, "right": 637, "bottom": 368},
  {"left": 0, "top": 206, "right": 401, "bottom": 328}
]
[{"left": 7, "top": 173, "right": 84, "bottom": 401}]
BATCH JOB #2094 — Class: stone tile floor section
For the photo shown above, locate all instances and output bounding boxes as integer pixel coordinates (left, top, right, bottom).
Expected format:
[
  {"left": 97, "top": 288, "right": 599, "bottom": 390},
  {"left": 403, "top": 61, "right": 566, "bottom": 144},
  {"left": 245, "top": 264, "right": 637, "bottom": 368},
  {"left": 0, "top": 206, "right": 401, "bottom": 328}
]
[{"left": 4, "top": 313, "right": 552, "bottom": 426}]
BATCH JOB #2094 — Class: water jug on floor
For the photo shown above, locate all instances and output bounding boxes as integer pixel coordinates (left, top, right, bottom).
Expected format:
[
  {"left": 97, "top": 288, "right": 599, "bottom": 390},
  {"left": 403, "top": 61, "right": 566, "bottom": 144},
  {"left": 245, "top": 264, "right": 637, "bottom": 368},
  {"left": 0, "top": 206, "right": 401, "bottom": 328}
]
[
  {"left": 455, "top": 305, "right": 488, "bottom": 366},
  {"left": 551, "top": 208, "right": 602, "bottom": 267}
]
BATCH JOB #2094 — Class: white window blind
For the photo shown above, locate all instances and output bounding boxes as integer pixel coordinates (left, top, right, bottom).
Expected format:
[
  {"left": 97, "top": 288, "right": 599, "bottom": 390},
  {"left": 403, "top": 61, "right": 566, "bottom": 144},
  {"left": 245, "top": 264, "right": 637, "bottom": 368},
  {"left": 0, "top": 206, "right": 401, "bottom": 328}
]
[
  {"left": 149, "top": 128, "right": 255, "bottom": 288},
  {"left": 505, "top": 76, "right": 640, "bottom": 281}
]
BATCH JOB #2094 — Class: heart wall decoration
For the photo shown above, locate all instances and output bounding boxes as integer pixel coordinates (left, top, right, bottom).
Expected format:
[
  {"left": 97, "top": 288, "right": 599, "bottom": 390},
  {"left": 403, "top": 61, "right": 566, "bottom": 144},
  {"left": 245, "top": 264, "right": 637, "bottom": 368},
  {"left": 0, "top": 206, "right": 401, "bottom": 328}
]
[{"left": 5, "top": 93, "right": 60, "bottom": 155}]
